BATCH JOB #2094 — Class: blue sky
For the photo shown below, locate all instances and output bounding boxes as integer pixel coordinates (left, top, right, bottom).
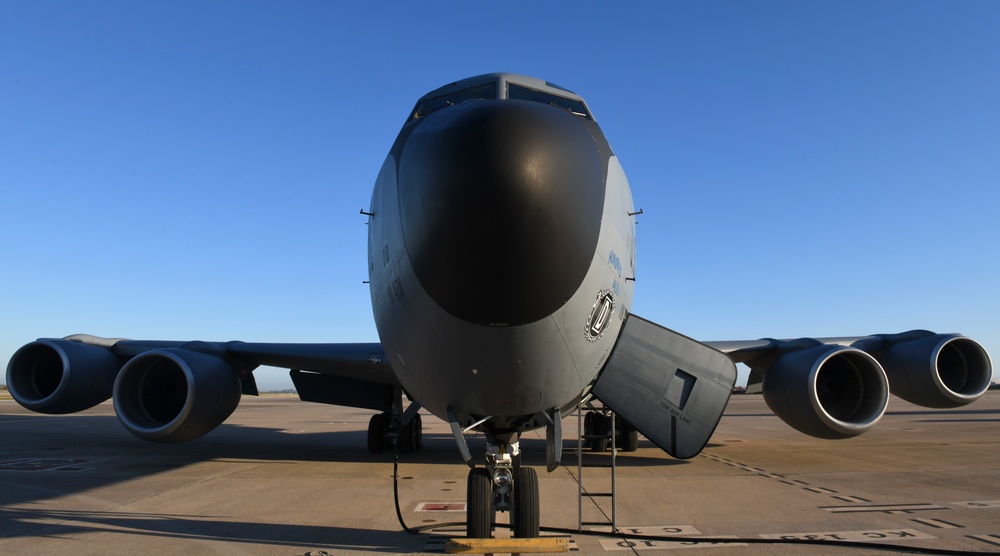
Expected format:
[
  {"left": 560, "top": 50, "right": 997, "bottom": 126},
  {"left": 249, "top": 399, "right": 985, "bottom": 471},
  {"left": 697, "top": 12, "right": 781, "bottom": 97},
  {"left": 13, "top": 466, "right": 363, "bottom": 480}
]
[{"left": 2, "top": 2, "right": 997, "bottom": 391}]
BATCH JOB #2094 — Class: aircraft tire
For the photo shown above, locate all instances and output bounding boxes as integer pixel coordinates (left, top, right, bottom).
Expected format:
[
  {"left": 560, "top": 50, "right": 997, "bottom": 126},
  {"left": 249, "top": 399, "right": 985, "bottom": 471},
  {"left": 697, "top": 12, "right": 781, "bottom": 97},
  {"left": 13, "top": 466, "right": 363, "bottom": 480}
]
[
  {"left": 398, "top": 413, "right": 422, "bottom": 453},
  {"left": 367, "top": 413, "right": 389, "bottom": 454},
  {"left": 466, "top": 468, "right": 494, "bottom": 538},
  {"left": 512, "top": 467, "right": 540, "bottom": 538},
  {"left": 622, "top": 429, "right": 639, "bottom": 452},
  {"left": 590, "top": 413, "right": 609, "bottom": 452},
  {"left": 618, "top": 417, "right": 639, "bottom": 452}
]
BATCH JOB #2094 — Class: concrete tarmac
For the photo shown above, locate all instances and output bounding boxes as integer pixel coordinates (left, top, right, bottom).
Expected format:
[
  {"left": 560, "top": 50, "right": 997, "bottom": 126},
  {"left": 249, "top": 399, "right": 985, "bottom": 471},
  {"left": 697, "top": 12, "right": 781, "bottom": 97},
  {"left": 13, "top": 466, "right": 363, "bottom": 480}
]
[{"left": 2, "top": 391, "right": 999, "bottom": 555}]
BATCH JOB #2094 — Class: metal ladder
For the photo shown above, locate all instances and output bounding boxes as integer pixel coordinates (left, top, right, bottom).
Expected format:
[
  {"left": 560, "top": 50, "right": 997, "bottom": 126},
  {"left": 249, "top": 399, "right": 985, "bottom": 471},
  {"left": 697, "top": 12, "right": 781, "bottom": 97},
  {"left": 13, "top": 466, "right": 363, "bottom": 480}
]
[{"left": 575, "top": 396, "right": 618, "bottom": 532}]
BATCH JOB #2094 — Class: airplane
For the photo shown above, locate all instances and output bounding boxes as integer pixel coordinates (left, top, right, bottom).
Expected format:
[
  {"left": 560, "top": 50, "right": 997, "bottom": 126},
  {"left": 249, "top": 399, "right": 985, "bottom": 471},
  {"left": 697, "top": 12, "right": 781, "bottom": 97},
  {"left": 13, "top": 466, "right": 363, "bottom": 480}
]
[{"left": 6, "top": 73, "right": 993, "bottom": 540}]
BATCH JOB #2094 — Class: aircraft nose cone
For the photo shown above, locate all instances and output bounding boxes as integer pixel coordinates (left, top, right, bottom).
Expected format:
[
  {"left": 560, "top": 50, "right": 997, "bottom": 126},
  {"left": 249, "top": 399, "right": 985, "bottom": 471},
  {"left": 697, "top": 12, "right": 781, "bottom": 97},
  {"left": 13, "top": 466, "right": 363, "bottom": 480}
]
[{"left": 398, "top": 100, "right": 607, "bottom": 326}]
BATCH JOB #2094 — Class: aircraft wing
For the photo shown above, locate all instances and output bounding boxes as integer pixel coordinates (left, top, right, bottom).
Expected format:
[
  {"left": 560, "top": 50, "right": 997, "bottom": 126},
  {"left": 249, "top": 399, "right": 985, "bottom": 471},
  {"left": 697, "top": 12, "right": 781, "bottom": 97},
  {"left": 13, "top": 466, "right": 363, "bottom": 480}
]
[
  {"left": 703, "top": 330, "right": 993, "bottom": 438},
  {"left": 6, "top": 334, "right": 399, "bottom": 442},
  {"left": 590, "top": 316, "right": 992, "bottom": 459},
  {"left": 69, "top": 336, "right": 396, "bottom": 381}
]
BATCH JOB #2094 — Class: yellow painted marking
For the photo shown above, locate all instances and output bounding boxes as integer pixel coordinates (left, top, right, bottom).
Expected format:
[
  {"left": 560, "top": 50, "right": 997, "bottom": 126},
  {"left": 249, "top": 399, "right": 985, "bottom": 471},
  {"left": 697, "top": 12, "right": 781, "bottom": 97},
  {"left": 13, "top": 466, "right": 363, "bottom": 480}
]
[{"left": 445, "top": 537, "right": 569, "bottom": 554}]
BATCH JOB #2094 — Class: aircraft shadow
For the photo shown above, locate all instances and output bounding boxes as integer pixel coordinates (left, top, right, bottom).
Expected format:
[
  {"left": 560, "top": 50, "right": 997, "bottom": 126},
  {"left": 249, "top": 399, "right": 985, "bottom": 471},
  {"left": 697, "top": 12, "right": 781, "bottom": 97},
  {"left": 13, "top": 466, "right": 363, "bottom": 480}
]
[
  {"left": 886, "top": 408, "right": 1000, "bottom": 416},
  {"left": 0, "top": 412, "right": 685, "bottom": 512},
  {"left": 0, "top": 507, "right": 426, "bottom": 553}
]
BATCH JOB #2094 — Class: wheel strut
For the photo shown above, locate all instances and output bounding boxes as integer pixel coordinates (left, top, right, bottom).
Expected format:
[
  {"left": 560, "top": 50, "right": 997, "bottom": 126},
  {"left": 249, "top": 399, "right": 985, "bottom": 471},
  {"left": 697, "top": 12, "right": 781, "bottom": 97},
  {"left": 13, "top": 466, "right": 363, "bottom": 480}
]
[{"left": 464, "top": 437, "right": 540, "bottom": 539}]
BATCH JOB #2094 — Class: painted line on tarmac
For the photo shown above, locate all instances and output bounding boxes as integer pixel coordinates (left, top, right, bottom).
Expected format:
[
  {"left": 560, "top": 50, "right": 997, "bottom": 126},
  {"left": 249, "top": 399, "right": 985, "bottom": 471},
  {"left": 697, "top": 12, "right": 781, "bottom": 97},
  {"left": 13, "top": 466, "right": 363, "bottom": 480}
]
[{"left": 759, "top": 529, "right": 934, "bottom": 543}]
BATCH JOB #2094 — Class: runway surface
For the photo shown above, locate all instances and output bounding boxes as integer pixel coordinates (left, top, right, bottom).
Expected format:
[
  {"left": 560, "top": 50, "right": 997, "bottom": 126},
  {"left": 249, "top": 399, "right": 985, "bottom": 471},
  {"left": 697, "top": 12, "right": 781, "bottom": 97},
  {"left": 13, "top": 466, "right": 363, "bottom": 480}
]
[{"left": 2, "top": 390, "right": 999, "bottom": 555}]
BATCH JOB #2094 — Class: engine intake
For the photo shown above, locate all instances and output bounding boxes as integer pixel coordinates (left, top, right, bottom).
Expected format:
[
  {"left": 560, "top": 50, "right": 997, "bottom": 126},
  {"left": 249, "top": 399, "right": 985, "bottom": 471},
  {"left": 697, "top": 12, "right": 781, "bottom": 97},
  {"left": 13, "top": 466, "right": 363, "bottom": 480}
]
[
  {"left": 763, "top": 343, "right": 889, "bottom": 439},
  {"left": 6, "top": 339, "right": 121, "bottom": 414},
  {"left": 113, "top": 348, "right": 241, "bottom": 443},
  {"left": 878, "top": 332, "right": 992, "bottom": 408}
]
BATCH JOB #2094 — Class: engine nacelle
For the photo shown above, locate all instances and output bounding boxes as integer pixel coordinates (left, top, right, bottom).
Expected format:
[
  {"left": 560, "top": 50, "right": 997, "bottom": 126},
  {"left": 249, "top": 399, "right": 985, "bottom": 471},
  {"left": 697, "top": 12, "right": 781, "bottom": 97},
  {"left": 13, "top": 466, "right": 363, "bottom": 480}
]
[
  {"left": 6, "top": 339, "right": 121, "bottom": 414},
  {"left": 763, "top": 343, "right": 889, "bottom": 439},
  {"left": 878, "top": 332, "right": 992, "bottom": 408},
  {"left": 113, "top": 348, "right": 241, "bottom": 443}
]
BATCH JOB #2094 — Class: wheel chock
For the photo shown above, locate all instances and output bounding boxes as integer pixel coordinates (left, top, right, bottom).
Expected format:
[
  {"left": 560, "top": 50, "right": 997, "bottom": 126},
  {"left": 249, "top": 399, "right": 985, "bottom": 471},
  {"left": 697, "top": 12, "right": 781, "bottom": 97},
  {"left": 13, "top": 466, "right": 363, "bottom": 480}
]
[{"left": 445, "top": 537, "right": 569, "bottom": 554}]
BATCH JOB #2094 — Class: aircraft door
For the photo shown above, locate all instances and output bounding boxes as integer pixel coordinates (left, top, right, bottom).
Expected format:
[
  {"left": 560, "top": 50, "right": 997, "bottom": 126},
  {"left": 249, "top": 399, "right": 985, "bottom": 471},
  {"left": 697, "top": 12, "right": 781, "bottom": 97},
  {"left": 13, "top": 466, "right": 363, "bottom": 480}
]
[{"left": 593, "top": 314, "right": 737, "bottom": 459}]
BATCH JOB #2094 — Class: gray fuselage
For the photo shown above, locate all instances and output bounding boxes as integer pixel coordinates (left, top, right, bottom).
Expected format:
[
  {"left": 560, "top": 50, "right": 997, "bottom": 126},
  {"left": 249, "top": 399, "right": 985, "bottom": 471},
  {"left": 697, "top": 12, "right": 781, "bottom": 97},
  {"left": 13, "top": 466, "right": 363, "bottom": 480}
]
[{"left": 366, "top": 74, "right": 637, "bottom": 434}]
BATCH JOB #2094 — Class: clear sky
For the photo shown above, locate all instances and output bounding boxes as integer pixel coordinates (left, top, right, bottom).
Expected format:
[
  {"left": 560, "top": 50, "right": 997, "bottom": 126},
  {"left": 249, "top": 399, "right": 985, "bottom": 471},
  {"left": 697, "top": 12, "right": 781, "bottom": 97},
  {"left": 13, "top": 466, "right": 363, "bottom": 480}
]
[{"left": 2, "top": 2, "right": 997, "bottom": 391}]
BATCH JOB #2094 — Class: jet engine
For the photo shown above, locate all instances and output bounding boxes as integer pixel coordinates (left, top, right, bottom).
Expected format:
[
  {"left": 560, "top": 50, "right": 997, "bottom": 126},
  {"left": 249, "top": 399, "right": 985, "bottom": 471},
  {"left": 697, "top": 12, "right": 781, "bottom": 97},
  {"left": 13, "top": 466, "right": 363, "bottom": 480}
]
[
  {"left": 113, "top": 348, "right": 242, "bottom": 443},
  {"left": 762, "top": 343, "right": 889, "bottom": 439},
  {"left": 6, "top": 339, "right": 121, "bottom": 414},
  {"left": 877, "top": 332, "right": 992, "bottom": 408}
]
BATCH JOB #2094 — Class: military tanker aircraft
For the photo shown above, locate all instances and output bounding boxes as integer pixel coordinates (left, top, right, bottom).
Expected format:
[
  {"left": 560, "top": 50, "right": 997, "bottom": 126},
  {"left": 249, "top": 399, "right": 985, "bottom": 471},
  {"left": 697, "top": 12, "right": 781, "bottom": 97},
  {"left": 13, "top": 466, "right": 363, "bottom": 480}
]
[{"left": 7, "top": 73, "right": 992, "bottom": 539}]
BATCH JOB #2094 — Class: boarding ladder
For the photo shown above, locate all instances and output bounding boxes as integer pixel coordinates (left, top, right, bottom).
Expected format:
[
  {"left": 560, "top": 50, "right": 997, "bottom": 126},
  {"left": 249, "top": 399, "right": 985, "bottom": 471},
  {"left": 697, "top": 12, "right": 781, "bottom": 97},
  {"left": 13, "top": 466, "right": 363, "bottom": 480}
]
[{"left": 575, "top": 395, "right": 618, "bottom": 532}]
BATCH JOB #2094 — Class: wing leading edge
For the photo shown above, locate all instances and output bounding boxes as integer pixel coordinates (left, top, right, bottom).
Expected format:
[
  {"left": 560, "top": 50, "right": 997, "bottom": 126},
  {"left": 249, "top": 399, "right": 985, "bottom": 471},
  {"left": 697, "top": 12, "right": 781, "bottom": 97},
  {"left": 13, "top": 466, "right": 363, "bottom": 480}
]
[{"left": 6, "top": 334, "right": 398, "bottom": 443}]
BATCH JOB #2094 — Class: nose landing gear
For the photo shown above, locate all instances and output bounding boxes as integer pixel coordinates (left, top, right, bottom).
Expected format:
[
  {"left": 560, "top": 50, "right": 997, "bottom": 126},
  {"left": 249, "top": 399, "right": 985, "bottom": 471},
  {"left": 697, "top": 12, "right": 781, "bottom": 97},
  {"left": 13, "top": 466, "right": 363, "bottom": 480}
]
[{"left": 466, "top": 438, "right": 540, "bottom": 539}]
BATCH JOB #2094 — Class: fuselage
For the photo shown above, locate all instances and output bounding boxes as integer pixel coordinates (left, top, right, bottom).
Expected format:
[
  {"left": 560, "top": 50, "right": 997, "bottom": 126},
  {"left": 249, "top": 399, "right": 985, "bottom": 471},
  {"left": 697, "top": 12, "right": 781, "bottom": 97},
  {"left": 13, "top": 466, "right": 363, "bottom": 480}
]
[{"left": 367, "top": 74, "right": 637, "bottom": 433}]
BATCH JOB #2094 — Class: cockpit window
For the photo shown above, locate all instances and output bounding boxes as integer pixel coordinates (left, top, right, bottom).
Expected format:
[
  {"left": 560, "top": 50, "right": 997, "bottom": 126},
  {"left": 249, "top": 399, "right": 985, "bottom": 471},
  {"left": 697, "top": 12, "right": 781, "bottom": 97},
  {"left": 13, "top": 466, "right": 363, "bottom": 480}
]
[
  {"left": 410, "top": 82, "right": 496, "bottom": 120},
  {"left": 508, "top": 83, "right": 591, "bottom": 119}
]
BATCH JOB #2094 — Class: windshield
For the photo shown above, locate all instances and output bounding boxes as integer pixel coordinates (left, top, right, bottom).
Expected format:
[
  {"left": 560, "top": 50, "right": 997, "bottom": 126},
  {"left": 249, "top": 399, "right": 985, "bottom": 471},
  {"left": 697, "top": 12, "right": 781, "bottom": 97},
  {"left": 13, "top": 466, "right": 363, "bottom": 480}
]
[
  {"left": 508, "top": 83, "right": 591, "bottom": 119},
  {"left": 410, "top": 82, "right": 497, "bottom": 120}
]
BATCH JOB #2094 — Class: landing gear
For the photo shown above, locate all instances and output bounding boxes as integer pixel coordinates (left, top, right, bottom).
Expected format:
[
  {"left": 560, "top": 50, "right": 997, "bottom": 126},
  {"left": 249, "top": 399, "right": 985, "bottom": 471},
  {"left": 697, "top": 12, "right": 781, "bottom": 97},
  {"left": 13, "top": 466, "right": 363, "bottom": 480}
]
[
  {"left": 466, "top": 468, "right": 495, "bottom": 538},
  {"left": 398, "top": 412, "right": 423, "bottom": 453},
  {"left": 617, "top": 415, "right": 639, "bottom": 452},
  {"left": 368, "top": 412, "right": 390, "bottom": 453},
  {"left": 512, "top": 467, "right": 539, "bottom": 538},
  {"left": 584, "top": 411, "right": 609, "bottom": 452},
  {"left": 367, "top": 392, "right": 423, "bottom": 454},
  {"left": 584, "top": 410, "right": 639, "bottom": 452},
  {"left": 464, "top": 437, "right": 540, "bottom": 539}
]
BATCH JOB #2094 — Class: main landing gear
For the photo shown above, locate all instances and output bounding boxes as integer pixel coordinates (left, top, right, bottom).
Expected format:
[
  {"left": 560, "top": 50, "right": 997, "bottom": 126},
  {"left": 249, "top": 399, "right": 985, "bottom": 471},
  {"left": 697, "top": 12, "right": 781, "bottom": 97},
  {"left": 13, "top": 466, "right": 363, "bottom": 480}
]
[
  {"left": 583, "top": 410, "right": 638, "bottom": 452},
  {"left": 367, "top": 393, "right": 423, "bottom": 454},
  {"left": 466, "top": 435, "right": 540, "bottom": 539}
]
